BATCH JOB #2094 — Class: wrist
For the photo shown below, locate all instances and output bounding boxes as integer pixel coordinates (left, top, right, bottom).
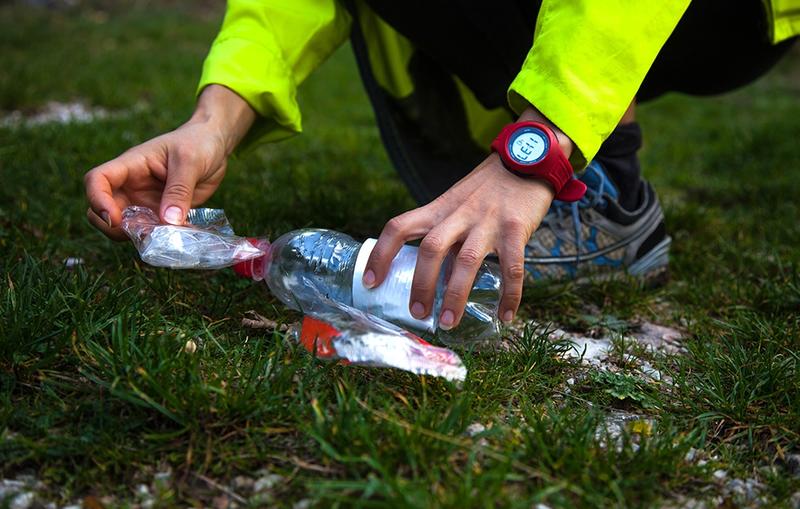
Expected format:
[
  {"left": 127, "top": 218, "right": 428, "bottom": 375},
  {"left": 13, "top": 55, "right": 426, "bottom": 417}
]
[
  {"left": 516, "top": 107, "right": 574, "bottom": 159},
  {"left": 487, "top": 152, "right": 557, "bottom": 202},
  {"left": 190, "top": 84, "right": 256, "bottom": 155}
]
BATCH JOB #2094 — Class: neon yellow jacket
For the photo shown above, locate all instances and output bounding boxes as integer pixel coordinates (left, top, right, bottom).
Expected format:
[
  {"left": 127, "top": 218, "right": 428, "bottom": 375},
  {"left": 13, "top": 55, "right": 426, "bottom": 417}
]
[{"left": 198, "top": 0, "right": 799, "bottom": 170}]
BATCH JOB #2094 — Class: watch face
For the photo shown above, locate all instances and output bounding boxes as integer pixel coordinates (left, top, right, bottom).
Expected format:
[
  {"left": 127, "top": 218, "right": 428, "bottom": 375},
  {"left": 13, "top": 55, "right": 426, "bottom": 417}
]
[{"left": 508, "top": 127, "right": 549, "bottom": 165}]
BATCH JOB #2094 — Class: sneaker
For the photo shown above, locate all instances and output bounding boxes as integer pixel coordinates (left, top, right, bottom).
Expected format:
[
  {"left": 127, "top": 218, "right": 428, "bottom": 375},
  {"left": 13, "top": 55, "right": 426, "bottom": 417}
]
[{"left": 524, "top": 161, "right": 671, "bottom": 283}]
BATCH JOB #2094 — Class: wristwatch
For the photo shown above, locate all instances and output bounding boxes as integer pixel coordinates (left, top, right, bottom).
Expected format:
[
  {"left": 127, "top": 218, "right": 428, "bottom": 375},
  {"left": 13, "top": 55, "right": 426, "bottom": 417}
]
[{"left": 491, "top": 121, "right": 586, "bottom": 202}]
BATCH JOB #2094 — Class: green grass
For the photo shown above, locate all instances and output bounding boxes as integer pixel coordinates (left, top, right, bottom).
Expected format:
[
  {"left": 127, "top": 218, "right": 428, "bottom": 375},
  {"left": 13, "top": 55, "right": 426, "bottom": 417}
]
[{"left": 1, "top": 1, "right": 799, "bottom": 506}]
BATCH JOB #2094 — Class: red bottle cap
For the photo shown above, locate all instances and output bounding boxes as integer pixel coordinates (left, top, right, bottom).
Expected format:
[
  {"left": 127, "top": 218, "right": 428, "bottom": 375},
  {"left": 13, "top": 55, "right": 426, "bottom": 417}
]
[{"left": 232, "top": 238, "right": 270, "bottom": 280}]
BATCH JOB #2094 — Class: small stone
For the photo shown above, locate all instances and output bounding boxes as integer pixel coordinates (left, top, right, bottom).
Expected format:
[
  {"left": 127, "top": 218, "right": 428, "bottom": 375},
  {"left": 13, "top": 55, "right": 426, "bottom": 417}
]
[
  {"left": 786, "top": 454, "right": 800, "bottom": 477},
  {"left": 253, "top": 474, "right": 284, "bottom": 493},
  {"left": 712, "top": 469, "right": 727, "bottom": 481},
  {"left": 465, "top": 423, "right": 486, "bottom": 437},
  {"left": 0, "top": 479, "right": 25, "bottom": 495},
  {"left": 725, "top": 479, "right": 746, "bottom": 497},
  {"left": 154, "top": 470, "right": 171, "bottom": 483},
  {"left": 566, "top": 378, "right": 575, "bottom": 385},
  {"left": 723, "top": 477, "right": 765, "bottom": 504},
  {"left": 233, "top": 476, "right": 254, "bottom": 491},
  {"left": 63, "top": 257, "right": 84, "bottom": 269},
  {"left": 10, "top": 492, "right": 34, "bottom": 509},
  {"left": 684, "top": 448, "right": 697, "bottom": 463},
  {"left": 293, "top": 500, "right": 312, "bottom": 509},
  {"left": 184, "top": 339, "right": 197, "bottom": 354}
]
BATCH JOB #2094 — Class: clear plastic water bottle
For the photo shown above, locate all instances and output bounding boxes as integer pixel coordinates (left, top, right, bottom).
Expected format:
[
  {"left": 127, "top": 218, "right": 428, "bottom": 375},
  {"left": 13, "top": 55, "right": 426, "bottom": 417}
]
[{"left": 234, "top": 229, "right": 502, "bottom": 343}]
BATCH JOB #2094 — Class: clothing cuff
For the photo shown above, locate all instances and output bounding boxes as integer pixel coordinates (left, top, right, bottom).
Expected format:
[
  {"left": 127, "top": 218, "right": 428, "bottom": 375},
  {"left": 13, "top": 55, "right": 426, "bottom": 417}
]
[{"left": 507, "top": 72, "right": 606, "bottom": 172}]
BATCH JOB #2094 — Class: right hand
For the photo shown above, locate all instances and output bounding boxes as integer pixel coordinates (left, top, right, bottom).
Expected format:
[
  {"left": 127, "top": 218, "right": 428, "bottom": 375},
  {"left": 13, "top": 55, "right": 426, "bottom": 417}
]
[{"left": 84, "top": 84, "right": 255, "bottom": 240}]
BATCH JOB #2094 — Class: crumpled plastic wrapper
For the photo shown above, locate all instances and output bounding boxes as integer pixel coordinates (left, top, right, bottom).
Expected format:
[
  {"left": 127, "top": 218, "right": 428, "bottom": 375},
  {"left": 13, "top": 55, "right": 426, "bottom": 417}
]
[
  {"left": 121, "top": 206, "right": 265, "bottom": 269},
  {"left": 292, "top": 281, "right": 466, "bottom": 382},
  {"left": 121, "top": 206, "right": 467, "bottom": 382}
]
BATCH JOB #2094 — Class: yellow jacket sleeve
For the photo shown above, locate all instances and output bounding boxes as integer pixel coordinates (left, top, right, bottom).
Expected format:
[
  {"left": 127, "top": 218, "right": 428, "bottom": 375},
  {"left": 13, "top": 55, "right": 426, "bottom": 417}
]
[
  {"left": 197, "top": 0, "right": 352, "bottom": 149},
  {"left": 508, "top": 1, "right": 690, "bottom": 169},
  {"left": 766, "top": 0, "right": 800, "bottom": 43}
]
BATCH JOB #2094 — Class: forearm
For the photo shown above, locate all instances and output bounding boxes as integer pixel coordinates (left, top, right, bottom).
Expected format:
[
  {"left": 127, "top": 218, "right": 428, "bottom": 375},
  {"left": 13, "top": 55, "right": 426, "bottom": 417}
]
[{"left": 190, "top": 84, "right": 256, "bottom": 155}]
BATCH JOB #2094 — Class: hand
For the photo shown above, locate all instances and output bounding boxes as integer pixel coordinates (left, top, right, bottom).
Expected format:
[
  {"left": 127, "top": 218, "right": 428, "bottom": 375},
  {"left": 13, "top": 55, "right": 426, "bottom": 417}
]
[
  {"left": 364, "top": 108, "right": 574, "bottom": 329},
  {"left": 363, "top": 153, "right": 554, "bottom": 329},
  {"left": 84, "top": 85, "right": 255, "bottom": 240}
]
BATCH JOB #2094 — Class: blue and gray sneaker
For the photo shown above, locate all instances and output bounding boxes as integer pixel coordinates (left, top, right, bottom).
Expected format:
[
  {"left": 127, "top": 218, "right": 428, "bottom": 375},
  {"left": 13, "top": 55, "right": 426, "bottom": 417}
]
[{"left": 525, "top": 161, "right": 671, "bottom": 282}]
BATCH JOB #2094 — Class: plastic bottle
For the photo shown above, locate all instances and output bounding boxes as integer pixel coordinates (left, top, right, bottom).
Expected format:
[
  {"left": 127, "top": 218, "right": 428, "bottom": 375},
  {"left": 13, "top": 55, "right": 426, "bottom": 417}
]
[{"left": 234, "top": 229, "right": 502, "bottom": 343}]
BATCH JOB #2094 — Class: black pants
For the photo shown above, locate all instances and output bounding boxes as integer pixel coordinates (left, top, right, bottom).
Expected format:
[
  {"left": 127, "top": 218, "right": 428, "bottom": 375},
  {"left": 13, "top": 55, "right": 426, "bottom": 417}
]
[{"left": 358, "top": 0, "right": 796, "bottom": 207}]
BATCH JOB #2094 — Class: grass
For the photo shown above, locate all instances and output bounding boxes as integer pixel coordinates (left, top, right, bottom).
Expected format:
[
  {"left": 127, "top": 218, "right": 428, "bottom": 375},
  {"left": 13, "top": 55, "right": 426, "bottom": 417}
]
[{"left": 1, "top": 1, "right": 799, "bottom": 506}]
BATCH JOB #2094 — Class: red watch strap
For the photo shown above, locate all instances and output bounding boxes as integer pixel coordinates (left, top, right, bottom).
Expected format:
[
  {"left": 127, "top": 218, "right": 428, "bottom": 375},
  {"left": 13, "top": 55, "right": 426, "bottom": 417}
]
[{"left": 491, "top": 122, "right": 586, "bottom": 202}]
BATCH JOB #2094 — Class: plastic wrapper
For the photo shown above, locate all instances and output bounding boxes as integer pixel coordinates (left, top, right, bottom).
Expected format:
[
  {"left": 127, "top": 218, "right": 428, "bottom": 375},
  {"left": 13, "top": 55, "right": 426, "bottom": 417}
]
[
  {"left": 291, "top": 281, "right": 466, "bottom": 381},
  {"left": 121, "top": 206, "right": 266, "bottom": 269}
]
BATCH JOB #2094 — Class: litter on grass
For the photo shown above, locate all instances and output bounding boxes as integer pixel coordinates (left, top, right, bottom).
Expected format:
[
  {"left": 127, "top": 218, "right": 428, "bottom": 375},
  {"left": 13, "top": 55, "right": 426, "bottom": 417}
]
[{"left": 122, "top": 206, "right": 467, "bottom": 382}]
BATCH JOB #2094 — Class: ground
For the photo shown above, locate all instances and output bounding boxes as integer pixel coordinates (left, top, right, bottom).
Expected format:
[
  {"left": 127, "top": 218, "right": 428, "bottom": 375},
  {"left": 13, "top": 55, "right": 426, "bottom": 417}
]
[{"left": 1, "top": 1, "right": 799, "bottom": 507}]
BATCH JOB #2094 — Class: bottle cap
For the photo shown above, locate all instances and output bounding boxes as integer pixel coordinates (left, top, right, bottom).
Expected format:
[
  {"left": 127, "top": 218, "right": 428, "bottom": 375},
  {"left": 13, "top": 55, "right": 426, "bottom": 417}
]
[{"left": 232, "top": 238, "right": 270, "bottom": 280}]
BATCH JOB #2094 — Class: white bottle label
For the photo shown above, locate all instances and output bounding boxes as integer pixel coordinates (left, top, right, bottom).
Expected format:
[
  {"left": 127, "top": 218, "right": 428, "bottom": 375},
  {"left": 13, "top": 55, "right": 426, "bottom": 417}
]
[{"left": 352, "top": 238, "right": 436, "bottom": 333}]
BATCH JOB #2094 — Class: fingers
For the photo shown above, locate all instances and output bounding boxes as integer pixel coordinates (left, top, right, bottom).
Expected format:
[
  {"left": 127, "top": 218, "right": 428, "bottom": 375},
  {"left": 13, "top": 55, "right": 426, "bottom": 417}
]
[
  {"left": 363, "top": 210, "right": 437, "bottom": 288},
  {"left": 436, "top": 231, "right": 490, "bottom": 330},
  {"left": 408, "top": 218, "right": 467, "bottom": 322},
  {"left": 159, "top": 145, "right": 200, "bottom": 225},
  {"left": 84, "top": 160, "right": 127, "bottom": 228},
  {"left": 86, "top": 208, "right": 129, "bottom": 241},
  {"left": 496, "top": 219, "right": 530, "bottom": 324}
]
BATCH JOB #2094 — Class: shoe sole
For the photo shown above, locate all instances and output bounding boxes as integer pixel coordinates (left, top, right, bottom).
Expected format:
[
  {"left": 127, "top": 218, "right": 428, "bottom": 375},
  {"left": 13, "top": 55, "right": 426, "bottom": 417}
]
[{"left": 525, "top": 236, "right": 672, "bottom": 288}]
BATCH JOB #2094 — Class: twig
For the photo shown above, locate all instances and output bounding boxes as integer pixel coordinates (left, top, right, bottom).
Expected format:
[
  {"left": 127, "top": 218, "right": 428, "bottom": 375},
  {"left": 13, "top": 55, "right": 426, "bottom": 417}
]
[
  {"left": 241, "top": 310, "right": 290, "bottom": 331},
  {"left": 192, "top": 472, "right": 248, "bottom": 504},
  {"left": 266, "top": 453, "right": 339, "bottom": 474}
]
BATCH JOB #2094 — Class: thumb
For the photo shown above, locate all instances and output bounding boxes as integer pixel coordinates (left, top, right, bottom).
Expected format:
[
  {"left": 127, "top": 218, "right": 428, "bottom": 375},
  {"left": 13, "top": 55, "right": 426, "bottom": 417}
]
[{"left": 159, "top": 148, "right": 200, "bottom": 225}]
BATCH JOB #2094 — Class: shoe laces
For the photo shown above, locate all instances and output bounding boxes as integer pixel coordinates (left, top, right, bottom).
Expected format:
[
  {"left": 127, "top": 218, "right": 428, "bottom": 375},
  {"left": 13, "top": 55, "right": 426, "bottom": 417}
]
[{"left": 547, "top": 164, "right": 609, "bottom": 259}]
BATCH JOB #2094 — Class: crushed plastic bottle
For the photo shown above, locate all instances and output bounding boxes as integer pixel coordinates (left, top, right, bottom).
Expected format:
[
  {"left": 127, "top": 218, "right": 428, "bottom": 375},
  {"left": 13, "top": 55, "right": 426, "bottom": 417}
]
[
  {"left": 121, "top": 206, "right": 265, "bottom": 269},
  {"left": 234, "top": 229, "right": 503, "bottom": 343}
]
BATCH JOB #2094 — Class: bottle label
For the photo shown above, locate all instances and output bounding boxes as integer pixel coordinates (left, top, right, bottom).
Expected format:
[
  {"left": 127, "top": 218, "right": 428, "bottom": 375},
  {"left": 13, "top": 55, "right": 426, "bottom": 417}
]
[{"left": 352, "top": 238, "right": 436, "bottom": 333}]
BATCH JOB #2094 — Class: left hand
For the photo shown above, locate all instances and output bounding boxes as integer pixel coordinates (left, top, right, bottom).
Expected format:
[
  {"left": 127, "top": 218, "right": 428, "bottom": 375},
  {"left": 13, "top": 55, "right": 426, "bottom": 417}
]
[{"left": 362, "top": 152, "right": 555, "bottom": 330}]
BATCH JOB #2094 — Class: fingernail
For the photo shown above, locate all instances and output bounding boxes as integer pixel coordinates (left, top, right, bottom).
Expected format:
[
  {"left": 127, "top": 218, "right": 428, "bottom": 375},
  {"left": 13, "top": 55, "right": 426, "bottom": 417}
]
[
  {"left": 439, "top": 309, "right": 455, "bottom": 330},
  {"left": 363, "top": 269, "right": 376, "bottom": 288},
  {"left": 163, "top": 206, "right": 183, "bottom": 225},
  {"left": 411, "top": 301, "right": 425, "bottom": 318},
  {"left": 101, "top": 211, "right": 112, "bottom": 228},
  {"left": 503, "top": 310, "right": 514, "bottom": 323}
]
